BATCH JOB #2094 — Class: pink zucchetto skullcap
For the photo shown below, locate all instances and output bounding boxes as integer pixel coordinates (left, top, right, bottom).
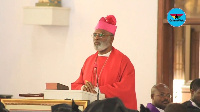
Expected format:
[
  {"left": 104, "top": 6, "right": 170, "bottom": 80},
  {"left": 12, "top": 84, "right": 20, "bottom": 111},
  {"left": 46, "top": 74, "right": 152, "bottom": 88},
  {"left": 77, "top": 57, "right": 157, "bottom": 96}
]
[{"left": 95, "top": 15, "right": 117, "bottom": 35}]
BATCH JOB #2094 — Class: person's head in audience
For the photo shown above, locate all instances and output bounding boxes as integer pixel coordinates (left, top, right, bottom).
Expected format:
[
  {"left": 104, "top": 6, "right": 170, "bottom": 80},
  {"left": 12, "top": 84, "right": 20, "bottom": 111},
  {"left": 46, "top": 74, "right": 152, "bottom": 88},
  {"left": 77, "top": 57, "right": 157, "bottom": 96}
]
[
  {"left": 151, "top": 83, "right": 171, "bottom": 110},
  {"left": 51, "top": 100, "right": 80, "bottom": 112},
  {"left": 190, "top": 78, "right": 200, "bottom": 107},
  {"left": 0, "top": 102, "right": 9, "bottom": 112},
  {"left": 84, "top": 97, "right": 138, "bottom": 112},
  {"left": 52, "top": 104, "right": 72, "bottom": 112},
  {"left": 164, "top": 103, "right": 187, "bottom": 112},
  {"left": 140, "top": 104, "right": 150, "bottom": 112}
]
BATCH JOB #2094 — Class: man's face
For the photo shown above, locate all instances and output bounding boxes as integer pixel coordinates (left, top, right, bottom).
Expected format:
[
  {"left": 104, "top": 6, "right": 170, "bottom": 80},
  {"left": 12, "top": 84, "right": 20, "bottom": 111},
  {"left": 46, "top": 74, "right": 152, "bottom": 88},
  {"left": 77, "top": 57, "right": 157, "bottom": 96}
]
[
  {"left": 191, "top": 89, "right": 200, "bottom": 107},
  {"left": 93, "top": 29, "right": 113, "bottom": 51},
  {"left": 152, "top": 87, "right": 171, "bottom": 110}
]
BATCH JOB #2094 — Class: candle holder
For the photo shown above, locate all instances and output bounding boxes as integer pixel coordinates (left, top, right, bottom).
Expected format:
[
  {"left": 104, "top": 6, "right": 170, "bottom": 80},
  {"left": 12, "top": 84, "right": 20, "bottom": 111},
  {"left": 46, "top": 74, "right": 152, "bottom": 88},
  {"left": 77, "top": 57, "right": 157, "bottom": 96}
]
[{"left": 36, "top": 0, "right": 61, "bottom": 7}]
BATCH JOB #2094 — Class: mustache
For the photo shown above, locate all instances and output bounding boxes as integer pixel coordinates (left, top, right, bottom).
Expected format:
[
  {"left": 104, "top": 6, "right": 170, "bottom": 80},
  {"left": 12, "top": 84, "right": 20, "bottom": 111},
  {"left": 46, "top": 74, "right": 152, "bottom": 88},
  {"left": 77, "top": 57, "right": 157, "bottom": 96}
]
[
  {"left": 94, "top": 40, "right": 100, "bottom": 42},
  {"left": 162, "top": 100, "right": 169, "bottom": 103}
]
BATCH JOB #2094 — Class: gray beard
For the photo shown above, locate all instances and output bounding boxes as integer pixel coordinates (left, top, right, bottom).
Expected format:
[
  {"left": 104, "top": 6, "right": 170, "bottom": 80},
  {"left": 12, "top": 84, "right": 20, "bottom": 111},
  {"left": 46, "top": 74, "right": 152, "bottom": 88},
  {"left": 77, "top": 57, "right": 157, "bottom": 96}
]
[{"left": 93, "top": 38, "right": 111, "bottom": 52}]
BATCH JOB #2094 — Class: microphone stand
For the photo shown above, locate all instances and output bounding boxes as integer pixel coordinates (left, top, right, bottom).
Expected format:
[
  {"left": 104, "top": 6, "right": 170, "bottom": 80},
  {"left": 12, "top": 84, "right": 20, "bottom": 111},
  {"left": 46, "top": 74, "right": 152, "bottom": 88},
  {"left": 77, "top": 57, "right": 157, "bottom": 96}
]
[{"left": 97, "top": 83, "right": 99, "bottom": 101}]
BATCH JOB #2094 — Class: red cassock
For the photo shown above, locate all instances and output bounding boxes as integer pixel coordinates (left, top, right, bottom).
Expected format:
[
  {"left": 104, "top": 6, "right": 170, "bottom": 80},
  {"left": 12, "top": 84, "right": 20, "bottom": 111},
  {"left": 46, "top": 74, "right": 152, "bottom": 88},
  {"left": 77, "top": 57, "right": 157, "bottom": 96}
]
[{"left": 71, "top": 47, "right": 137, "bottom": 110}]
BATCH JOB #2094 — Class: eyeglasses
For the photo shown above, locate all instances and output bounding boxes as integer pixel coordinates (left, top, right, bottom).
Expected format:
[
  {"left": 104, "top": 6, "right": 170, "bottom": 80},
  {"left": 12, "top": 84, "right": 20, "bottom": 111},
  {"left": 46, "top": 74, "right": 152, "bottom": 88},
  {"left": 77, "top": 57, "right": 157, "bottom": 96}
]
[
  {"left": 92, "top": 33, "right": 113, "bottom": 38},
  {"left": 155, "top": 93, "right": 172, "bottom": 98}
]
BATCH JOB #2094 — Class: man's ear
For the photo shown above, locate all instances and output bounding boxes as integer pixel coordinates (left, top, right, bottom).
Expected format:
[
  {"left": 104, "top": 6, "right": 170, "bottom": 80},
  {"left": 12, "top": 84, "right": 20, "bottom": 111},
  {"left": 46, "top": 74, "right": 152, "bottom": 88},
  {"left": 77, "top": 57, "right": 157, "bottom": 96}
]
[
  {"left": 110, "top": 36, "right": 114, "bottom": 43},
  {"left": 111, "top": 36, "right": 114, "bottom": 41},
  {"left": 191, "top": 89, "right": 195, "bottom": 95},
  {"left": 151, "top": 94, "right": 154, "bottom": 99}
]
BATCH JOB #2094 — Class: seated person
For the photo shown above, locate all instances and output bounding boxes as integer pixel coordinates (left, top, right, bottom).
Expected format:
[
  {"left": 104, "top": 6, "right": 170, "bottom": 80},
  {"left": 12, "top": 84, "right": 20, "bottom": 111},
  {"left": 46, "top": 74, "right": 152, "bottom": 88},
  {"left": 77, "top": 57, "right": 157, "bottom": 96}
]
[
  {"left": 83, "top": 97, "right": 138, "bottom": 112},
  {"left": 164, "top": 103, "right": 187, "bottom": 112},
  {"left": 182, "top": 78, "right": 200, "bottom": 112},
  {"left": 146, "top": 83, "right": 171, "bottom": 112}
]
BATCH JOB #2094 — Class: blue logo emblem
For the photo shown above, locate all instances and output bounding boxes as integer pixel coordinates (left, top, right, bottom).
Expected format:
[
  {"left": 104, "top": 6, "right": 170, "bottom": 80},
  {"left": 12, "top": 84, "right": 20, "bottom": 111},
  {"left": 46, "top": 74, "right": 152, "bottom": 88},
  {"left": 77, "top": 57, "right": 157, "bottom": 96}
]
[{"left": 167, "top": 8, "right": 186, "bottom": 27}]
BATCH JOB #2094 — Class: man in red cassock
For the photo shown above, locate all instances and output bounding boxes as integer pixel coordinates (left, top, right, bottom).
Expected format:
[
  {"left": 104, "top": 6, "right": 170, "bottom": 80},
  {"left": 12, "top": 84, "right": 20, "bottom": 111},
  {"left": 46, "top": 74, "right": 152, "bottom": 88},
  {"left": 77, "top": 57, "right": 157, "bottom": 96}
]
[{"left": 71, "top": 15, "right": 137, "bottom": 110}]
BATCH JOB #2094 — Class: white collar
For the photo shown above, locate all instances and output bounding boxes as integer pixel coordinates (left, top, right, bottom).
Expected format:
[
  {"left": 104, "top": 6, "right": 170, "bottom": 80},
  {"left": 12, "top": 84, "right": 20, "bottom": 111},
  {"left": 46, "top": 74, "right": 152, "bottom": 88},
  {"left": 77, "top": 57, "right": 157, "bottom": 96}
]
[
  {"left": 190, "top": 100, "right": 200, "bottom": 109},
  {"left": 156, "top": 107, "right": 165, "bottom": 112},
  {"left": 98, "top": 50, "right": 111, "bottom": 57}
]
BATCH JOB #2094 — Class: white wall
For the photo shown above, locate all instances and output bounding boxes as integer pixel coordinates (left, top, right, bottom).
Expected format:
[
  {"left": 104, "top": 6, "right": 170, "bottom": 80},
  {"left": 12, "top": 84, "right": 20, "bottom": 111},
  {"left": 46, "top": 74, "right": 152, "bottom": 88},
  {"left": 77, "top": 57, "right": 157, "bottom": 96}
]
[{"left": 0, "top": 0, "right": 158, "bottom": 109}]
